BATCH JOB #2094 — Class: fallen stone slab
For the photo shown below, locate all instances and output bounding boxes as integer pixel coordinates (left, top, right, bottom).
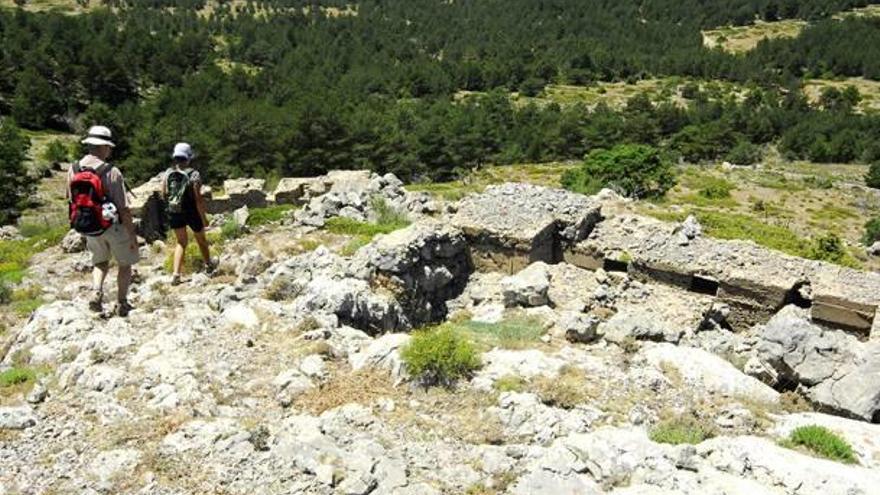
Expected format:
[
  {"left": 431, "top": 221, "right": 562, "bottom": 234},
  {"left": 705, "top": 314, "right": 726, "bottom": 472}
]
[
  {"left": 451, "top": 183, "right": 602, "bottom": 274},
  {"left": 222, "top": 178, "right": 267, "bottom": 209},
  {"left": 272, "top": 177, "right": 320, "bottom": 205}
]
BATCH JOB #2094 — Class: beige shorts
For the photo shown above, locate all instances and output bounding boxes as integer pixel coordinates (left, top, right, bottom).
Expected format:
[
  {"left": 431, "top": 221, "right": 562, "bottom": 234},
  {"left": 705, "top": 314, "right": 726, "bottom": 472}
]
[{"left": 86, "top": 224, "right": 140, "bottom": 267}]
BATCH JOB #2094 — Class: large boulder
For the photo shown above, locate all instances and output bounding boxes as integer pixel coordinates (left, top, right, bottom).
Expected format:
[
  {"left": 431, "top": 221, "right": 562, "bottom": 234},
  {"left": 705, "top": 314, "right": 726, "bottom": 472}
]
[
  {"left": 129, "top": 174, "right": 169, "bottom": 242},
  {"left": 60, "top": 229, "right": 86, "bottom": 253},
  {"left": 757, "top": 305, "right": 880, "bottom": 422},
  {"left": 272, "top": 177, "right": 320, "bottom": 205},
  {"left": 223, "top": 178, "right": 267, "bottom": 209}
]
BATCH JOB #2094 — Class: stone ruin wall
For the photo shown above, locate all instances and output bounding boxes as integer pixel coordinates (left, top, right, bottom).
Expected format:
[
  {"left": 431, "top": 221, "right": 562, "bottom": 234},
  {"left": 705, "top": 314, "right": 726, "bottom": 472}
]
[{"left": 131, "top": 174, "right": 880, "bottom": 337}]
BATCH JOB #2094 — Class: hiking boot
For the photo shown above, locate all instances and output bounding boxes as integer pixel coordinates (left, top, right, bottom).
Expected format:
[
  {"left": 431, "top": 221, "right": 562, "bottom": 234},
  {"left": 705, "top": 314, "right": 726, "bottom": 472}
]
[
  {"left": 88, "top": 290, "right": 103, "bottom": 313},
  {"left": 171, "top": 274, "right": 182, "bottom": 286},
  {"left": 115, "top": 299, "right": 133, "bottom": 318}
]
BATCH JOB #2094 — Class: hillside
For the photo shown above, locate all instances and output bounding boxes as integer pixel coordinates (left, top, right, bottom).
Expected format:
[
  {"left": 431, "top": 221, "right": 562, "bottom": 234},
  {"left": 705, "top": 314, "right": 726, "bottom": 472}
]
[{"left": 2, "top": 170, "right": 880, "bottom": 493}]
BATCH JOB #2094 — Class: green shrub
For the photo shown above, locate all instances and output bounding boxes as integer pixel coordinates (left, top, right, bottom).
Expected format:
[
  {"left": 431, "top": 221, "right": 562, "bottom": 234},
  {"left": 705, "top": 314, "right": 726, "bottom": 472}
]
[
  {"left": 781, "top": 425, "right": 856, "bottom": 463},
  {"left": 401, "top": 326, "right": 481, "bottom": 386},
  {"left": 863, "top": 217, "right": 880, "bottom": 244},
  {"left": 866, "top": 162, "right": 880, "bottom": 189},
  {"left": 220, "top": 219, "right": 244, "bottom": 240},
  {"left": 697, "top": 177, "right": 735, "bottom": 199},
  {"left": 247, "top": 205, "right": 297, "bottom": 227},
  {"left": 802, "top": 175, "right": 834, "bottom": 189},
  {"left": 562, "top": 144, "right": 676, "bottom": 199},
  {"left": 806, "top": 233, "right": 855, "bottom": 266},
  {"left": 725, "top": 141, "right": 763, "bottom": 165},
  {"left": 650, "top": 417, "right": 716, "bottom": 445},
  {"left": 0, "top": 367, "right": 36, "bottom": 388},
  {"left": 0, "top": 281, "right": 11, "bottom": 304},
  {"left": 41, "top": 138, "right": 71, "bottom": 164}
]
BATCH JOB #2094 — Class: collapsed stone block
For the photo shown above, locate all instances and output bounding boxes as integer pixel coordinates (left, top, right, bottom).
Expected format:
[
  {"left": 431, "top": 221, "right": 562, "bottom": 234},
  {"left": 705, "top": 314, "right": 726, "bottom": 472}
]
[
  {"left": 451, "top": 183, "right": 602, "bottom": 274},
  {"left": 221, "top": 178, "right": 267, "bottom": 209},
  {"left": 272, "top": 177, "right": 320, "bottom": 205}
]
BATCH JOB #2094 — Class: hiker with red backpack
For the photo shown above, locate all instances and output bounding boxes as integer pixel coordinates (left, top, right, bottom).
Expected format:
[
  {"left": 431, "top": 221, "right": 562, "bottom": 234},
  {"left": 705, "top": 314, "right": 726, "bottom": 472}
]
[
  {"left": 163, "top": 142, "right": 216, "bottom": 285},
  {"left": 68, "top": 125, "right": 139, "bottom": 316}
]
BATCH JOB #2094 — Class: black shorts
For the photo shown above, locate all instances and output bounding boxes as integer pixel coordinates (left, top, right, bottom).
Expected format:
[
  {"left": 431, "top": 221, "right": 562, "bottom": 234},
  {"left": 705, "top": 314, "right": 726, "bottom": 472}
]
[{"left": 169, "top": 209, "right": 204, "bottom": 233}]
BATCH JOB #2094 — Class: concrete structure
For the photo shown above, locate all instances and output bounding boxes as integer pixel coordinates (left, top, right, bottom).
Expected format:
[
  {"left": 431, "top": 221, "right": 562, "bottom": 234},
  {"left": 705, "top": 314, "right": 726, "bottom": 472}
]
[{"left": 451, "top": 183, "right": 603, "bottom": 274}]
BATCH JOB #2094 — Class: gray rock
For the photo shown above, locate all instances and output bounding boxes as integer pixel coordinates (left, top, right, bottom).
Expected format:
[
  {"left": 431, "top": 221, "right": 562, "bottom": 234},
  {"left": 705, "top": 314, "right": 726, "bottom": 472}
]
[
  {"left": 868, "top": 241, "right": 880, "bottom": 256},
  {"left": 758, "top": 305, "right": 880, "bottom": 421},
  {"left": 0, "top": 224, "right": 22, "bottom": 241},
  {"left": 294, "top": 276, "right": 406, "bottom": 333},
  {"left": 348, "top": 333, "right": 410, "bottom": 381},
  {"left": 232, "top": 205, "right": 250, "bottom": 228},
  {"left": 675, "top": 215, "right": 702, "bottom": 246},
  {"left": 0, "top": 406, "right": 37, "bottom": 430},
  {"left": 601, "top": 309, "right": 683, "bottom": 345},
  {"left": 235, "top": 249, "right": 269, "bottom": 280},
  {"left": 558, "top": 311, "right": 600, "bottom": 343},
  {"left": 502, "top": 262, "right": 551, "bottom": 307},
  {"left": 641, "top": 343, "right": 779, "bottom": 403},
  {"left": 61, "top": 229, "right": 86, "bottom": 253},
  {"left": 224, "top": 178, "right": 267, "bottom": 208}
]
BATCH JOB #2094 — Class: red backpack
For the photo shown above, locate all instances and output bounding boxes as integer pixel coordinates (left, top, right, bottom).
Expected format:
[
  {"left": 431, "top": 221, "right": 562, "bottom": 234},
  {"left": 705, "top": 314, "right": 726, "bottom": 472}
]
[{"left": 69, "top": 164, "right": 113, "bottom": 236}]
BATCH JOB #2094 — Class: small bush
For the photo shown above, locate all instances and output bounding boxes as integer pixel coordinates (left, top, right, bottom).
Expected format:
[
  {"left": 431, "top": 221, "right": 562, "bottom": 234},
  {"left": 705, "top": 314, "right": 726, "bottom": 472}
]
[
  {"left": 562, "top": 144, "right": 676, "bottom": 199},
  {"left": 650, "top": 416, "right": 716, "bottom": 445},
  {"left": 0, "top": 281, "right": 11, "bottom": 304},
  {"left": 863, "top": 217, "right": 880, "bottom": 245},
  {"left": 781, "top": 425, "right": 856, "bottom": 464},
  {"left": 41, "top": 139, "right": 71, "bottom": 164},
  {"left": 806, "top": 233, "right": 856, "bottom": 267},
  {"left": 220, "top": 219, "right": 244, "bottom": 241},
  {"left": 0, "top": 367, "right": 36, "bottom": 388},
  {"left": 697, "top": 177, "right": 735, "bottom": 199},
  {"left": 866, "top": 162, "right": 880, "bottom": 189},
  {"left": 725, "top": 141, "right": 763, "bottom": 165},
  {"left": 247, "top": 205, "right": 297, "bottom": 227},
  {"left": 401, "top": 326, "right": 481, "bottom": 386}
]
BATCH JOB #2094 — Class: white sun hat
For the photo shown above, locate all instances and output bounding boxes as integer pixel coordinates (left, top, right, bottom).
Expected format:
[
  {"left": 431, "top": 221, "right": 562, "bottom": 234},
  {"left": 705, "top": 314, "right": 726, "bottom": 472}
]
[
  {"left": 171, "top": 142, "right": 194, "bottom": 160},
  {"left": 81, "top": 125, "right": 115, "bottom": 147}
]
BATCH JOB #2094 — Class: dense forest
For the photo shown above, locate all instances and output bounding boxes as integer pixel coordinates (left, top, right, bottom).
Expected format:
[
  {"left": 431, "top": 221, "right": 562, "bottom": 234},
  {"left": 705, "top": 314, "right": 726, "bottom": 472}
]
[{"left": 2, "top": 0, "right": 880, "bottom": 186}]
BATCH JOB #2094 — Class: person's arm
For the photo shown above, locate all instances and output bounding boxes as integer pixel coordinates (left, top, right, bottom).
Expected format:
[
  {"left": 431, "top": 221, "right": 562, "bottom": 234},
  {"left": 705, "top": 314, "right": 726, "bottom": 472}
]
[
  {"left": 193, "top": 179, "right": 209, "bottom": 226},
  {"left": 112, "top": 169, "right": 138, "bottom": 246}
]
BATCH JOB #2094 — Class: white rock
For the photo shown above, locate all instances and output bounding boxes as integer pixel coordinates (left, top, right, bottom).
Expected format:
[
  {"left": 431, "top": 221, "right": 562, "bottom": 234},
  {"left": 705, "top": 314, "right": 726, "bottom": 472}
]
[
  {"left": 0, "top": 406, "right": 36, "bottom": 430},
  {"left": 88, "top": 449, "right": 141, "bottom": 485},
  {"left": 641, "top": 343, "right": 779, "bottom": 403},
  {"left": 222, "top": 304, "right": 260, "bottom": 329},
  {"left": 349, "top": 333, "right": 411, "bottom": 382},
  {"left": 502, "top": 262, "right": 551, "bottom": 307}
]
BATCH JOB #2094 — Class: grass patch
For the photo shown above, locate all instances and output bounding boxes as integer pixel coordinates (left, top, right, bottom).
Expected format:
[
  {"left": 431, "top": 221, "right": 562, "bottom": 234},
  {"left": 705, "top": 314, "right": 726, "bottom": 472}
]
[
  {"left": 494, "top": 374, "right": 528, "bottom": 393},
  {"left": 533, "top": 365, "right": 593, "bottom": 409},
  {"left": 294, "top": 368, "right": 396, "bottom": 415},
  {"left": 9, "top": 285, "right": 43, "bottom": 316},
  {"left": 401, "top": 326, "right": 481, "bottom": 386},
  {"left": 650, "top": 416, "right": 716, "bottom": 445},
  {"left": 339, "top": 236, "right": 372, "bottom": 256},
  {"left": 454, "top": 316, "right": 546, "bottom": 350},
  {"left": 246, "top": 205, "right": 297, "bottom": 227},
  {"left": 406, "top": 181, "right": 482, "bottom": 201},
  {"left": 0, "top": 367, "right": 36, "bottom": 388},
  {"left": 325, "top": 217, "right": 408, "bottom": 237},
  {"left": 0, "top": 224, "right": 67, "bottom": 285},
  {"left": 780, "top": 425, "right": 857, "bottom": 464},
  {"left": 163, "top": 238, "right": 221, "bottom": 274}
]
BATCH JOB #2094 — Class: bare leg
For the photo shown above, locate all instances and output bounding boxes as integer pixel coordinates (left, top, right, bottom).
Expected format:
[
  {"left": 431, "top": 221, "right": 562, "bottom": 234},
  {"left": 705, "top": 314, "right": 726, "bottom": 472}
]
[
  {"left": 117, "top": 264, "right": 132, "bottom": 302},
  {"left": 173, "top": 228, "right": 188, "bottom": 276},
  {"left": 193, "top": 230, "right": 211, "bottom": 264},
  {"left": 92, "top": 261, "right": 110, "bottom": 292}
]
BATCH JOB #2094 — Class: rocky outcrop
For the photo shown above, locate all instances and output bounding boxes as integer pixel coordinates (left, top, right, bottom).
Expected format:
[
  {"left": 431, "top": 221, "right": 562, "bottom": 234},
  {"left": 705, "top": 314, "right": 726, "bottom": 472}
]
[
  {"left": 756, "top": 305, "right": 880, "bottom": 422},
  {"left": 295, "top": 170, "right": 407, "bottom": 227}
]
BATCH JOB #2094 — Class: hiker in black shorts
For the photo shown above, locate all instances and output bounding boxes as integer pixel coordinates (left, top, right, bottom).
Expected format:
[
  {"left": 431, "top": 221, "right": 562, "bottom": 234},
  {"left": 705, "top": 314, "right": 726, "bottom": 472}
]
[{"left": 163, "top": 142, "right": 216, "bottom": 285}]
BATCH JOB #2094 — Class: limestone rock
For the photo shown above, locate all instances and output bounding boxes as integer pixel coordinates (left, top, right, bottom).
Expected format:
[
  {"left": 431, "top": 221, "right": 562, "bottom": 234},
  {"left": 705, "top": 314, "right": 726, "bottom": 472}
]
[
  {"left": 232, "top": 205, "right": 250, "bottom": 228},
  {"left": 224, "top": 178, "right": 267, "bottom": 208},
  {"left": 868, "top": 241, "right": 880, "bottom": 256},
  {"left": 758, "top": 305, "right": 880, "bottom": 421},
  {"left": 273, "top": 177, "right": 319, "bottom": 205},
  {"left": 0, "top": 224, "right": 22, "bottom": 241},
  {"left": 235, "top": 249, "right": 269, "bottom": 280},
  {"left": 558, "top": 311, "right": 600, "bottom": 343},
  {"left": 61, "top": 229, "right": 86, "bottom": 253},
  {"left": 601, "top": 309, "right": 684, "bottom": 345},
  {"left": 349, "top": 333, "right": 411, "bottom": 381},
  {"left": 0, "top": 406, "right": 37, "bottom": 430},
  {"left": 675, "top": 215, "right": 702, "bottom": 246},
  {"left": 502, "top": 262, "right": 551, "bottom": 307},
  {"left": 641, "top": 343, "right": 779, "bottom": 403}
]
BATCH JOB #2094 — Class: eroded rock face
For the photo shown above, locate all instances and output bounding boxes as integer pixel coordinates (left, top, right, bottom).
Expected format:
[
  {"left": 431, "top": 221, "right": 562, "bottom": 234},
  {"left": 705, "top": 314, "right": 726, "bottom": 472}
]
[{"left": 757, "top": 305, "right": 880, "bottom": 422}]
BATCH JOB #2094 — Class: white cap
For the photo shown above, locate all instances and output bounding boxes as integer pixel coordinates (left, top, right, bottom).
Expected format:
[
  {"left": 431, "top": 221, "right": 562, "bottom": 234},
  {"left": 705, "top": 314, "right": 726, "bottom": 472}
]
[
  {"left": 172, "top": 142, "right": 194, "bottom": 161},
  {"left": 81, "top": 125, "right": 115, "bottom": 147}
]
